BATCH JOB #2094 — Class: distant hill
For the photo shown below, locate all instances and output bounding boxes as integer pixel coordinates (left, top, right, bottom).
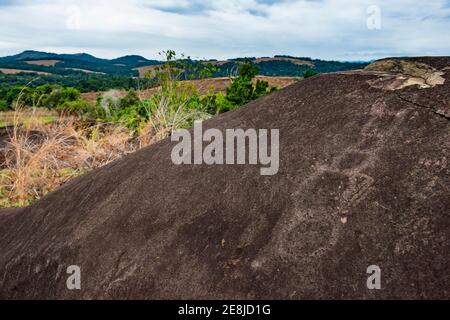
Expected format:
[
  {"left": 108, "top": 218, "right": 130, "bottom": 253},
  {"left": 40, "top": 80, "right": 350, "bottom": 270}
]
[
  {"left": 0, "top": 50, "right": 159, "bottom": 77},
  {"left": 211, "top": 55, "right": 369, "bottom": 77},
  {"left": 0, "top": 51, "right": 369, "bottom": 94},
  {"left": 0, "top": 50, "right": 368, "bottom": 78},
  {"left": 110, "top": 55, "right": 160, "bottom": 68}
]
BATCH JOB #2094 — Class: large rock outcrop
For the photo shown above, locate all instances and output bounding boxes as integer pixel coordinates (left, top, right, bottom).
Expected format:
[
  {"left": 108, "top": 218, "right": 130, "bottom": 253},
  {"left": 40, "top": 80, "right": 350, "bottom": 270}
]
[{"left": 0, "top": 57, "right": 449, "bottom": 299}]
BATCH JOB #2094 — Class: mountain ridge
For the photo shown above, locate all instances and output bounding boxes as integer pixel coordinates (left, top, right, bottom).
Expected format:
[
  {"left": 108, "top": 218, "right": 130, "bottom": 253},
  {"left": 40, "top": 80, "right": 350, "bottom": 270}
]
[{"left": 0, "top": 50, "right": 369, "bottom": 77}]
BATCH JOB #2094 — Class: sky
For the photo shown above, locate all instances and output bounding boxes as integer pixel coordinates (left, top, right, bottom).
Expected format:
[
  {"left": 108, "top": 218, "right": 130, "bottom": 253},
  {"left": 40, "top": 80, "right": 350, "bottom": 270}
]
[{"left": 0, "top": 0, "right": 449, "bottom": 61}]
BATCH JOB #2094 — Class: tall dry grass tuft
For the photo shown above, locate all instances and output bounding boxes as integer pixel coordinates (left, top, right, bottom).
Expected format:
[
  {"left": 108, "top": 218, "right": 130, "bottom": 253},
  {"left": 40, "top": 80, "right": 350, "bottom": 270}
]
[
  {"left": 0, "top": 108, "right": 138, "bottom": 207},
  {"left": 0, "top": 90, "right": 202, "bottom": 207}
]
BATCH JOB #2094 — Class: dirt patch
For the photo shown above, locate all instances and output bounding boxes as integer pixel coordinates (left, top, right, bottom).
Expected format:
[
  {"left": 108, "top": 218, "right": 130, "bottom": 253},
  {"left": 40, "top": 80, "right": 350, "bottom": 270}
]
[
  {"left": 65, "top": 68, "right": 105, "bottom": 74},
  {"left": 24, "top": 60, "right": 60, "bottom": 67},
  {"left": 0, "top": 68, "right": 49, "bottom": 75},
  {"left": 133, "top": 65, "right": 159, "bottom": 77}
]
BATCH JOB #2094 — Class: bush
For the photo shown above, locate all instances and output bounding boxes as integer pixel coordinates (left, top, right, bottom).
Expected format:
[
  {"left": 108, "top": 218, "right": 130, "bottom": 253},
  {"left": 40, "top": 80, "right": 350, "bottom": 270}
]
[
  {"left": 1, "top": 85, "right": 81, "bottom": 110},
  {"left": 111, "top": 106, "right": 144, "bottom": 131},
  {"left": 0, "top": 99, "right": 8, "bottom": 111},
  {"left": 303, "top": 69, "right": 317, "bottom": 78},
  {"left": 32, "top": 86, "right": 81, "bottom": 109},
  {"left": 254, "top": 79, "right": 270, "bottom": 98},
  {"left": 5, "top": 86, "right": 33, "bottom": 108},
  {"left": 118, "top": 89, "right": 140, "bottom": 110},
  {"left": 61, "top": 87, "right": 81, "bottom": 102},
  {"left": 57, "top": 99, "right": 105, "bottom": 120},
  {"left": 195, "top": 92, "right": 235, "bottom": 115},
  {"left": 226, "top": 77, "right": 253, "bottom": 105},
  {"left": 225, "top": 60, "right": 274, "bottom": 106},
  {"left": 35, "top": 84, "right": 54, "bottom": 95}
]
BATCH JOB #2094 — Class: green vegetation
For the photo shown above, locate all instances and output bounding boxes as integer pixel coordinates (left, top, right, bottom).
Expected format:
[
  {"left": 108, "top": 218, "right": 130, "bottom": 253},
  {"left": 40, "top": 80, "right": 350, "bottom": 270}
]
[
  {"left": 0, "top": 50, "right": 158, "bottom": 76},
  {"left": 225, "top": 60, "right": 275, "bottom": 106},
  {"left": 0, "top": 50, "right": 362, "bottom": 130},
  {"left": 53, "top": 53, "right": 276, "bottom": 131},
  {"left": 0, "top": 51, "right": 369, "bottom": 208},
  {"left": 0, "top": 51, "right": 367, "bottom": 106},
  {"left": 212, "top": 56, "right": 368, "bottom": 77},
  {"left": 0, "top": 99, "right": 8, "bottom": 111},
  {"left": 303, "top": 69, "right": 317, "bottom": 78},
  {"left": 0, "top": 84, "right": 82, "bottom": 110},
  {"left": 1, "top": 53, "right": 277, "bottom": 130},
  {"left": 0, "top": 51, "right": 368, "bottom": 78}
]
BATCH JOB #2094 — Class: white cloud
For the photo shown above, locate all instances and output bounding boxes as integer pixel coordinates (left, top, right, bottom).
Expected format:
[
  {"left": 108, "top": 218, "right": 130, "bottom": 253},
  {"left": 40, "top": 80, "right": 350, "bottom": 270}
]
[{"left": 0, "top": 0, "right": 449, "bottom": 60}]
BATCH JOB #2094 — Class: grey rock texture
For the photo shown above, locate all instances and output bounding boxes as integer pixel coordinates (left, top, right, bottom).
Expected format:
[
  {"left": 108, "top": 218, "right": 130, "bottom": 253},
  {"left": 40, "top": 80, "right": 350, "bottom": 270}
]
[{"left": 0, "top": 57, "right": 449, "bottom": 299}]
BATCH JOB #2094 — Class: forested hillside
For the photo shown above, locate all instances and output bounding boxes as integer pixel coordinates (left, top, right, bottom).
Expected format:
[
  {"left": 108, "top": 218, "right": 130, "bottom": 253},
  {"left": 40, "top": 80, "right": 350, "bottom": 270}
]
[{"left": 0, "top": 50, "right": 368, "bottom": 98}]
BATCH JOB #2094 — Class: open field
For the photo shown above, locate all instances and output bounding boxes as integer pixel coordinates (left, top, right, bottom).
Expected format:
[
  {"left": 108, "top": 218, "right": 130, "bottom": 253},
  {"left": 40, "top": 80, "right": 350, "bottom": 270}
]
[
  {"left": 0, "top": 68, "right": 49, "bottom": 75},
  {"left": 0, "top": 109, "right": 57, "bottom": 128},
  {"left": 254, "top": 57, "right": 314, "bottom": 66},
  {"left": 24, "top": 59, "right": 60, "bottom": 67},
  {"left": 133, "top": 65, "right": 159, "bottom": 77}
]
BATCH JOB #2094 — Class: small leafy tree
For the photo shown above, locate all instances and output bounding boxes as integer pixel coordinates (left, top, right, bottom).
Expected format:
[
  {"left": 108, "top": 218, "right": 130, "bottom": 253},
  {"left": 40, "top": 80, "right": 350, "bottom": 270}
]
[
  {"left": 60, "top": 87, "right": 81, "bottom": 102},
  {"left": 303, "top": 69, "right": 317, "bottom": 78},
  {"left": 119, "top": 89, "right": 140, "bottom": 110},
  {"left": 254, "top": 80, "right": 270, "bottom": 97},
  {"left": 57, "top": 99, "right": 104, "bottom": 120}
]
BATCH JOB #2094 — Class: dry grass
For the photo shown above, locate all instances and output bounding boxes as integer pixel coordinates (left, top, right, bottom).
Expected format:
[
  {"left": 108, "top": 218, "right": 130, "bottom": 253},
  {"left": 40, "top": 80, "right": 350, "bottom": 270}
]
[
  {"left": 0, "top": 111, "right": 141, "bottom": 208},
  {"left": 0, "top": 109, "right": 57, "bottom": 128},
  {"left": 138, "top": 95, "right": 210, "bottom": 147},
  {"left": 134, "top": 65, "right": 160, "bottom": 77},
  {"left": 24, "top": 60, "right": 60, "bottom": 67},
  {"left": 0, "top": 99, "right": 195, "bottom": 207}
]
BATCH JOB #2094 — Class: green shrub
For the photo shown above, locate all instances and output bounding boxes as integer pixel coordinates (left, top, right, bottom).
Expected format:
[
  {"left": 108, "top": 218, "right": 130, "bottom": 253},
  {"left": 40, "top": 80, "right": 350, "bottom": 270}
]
[
  {"left": 111, "top": 106, "right": 144, "bottom": 130},
  {"left": 35, "top": 84, "right": 54, "bottom": 95},
  {"left": 303, "top": 69, "right": 317, "bottom": 78},
  {"left": 118, "top": 89, "right": 140, "bottom": 110},
  {"left": 35, "top": 86, "right": 81, "bottom": 109},
  {"left": 210, "top": 92, "right": 238, "bottom": 114},
  {"left": 254, "top": 79, "right": 270, "bottom": 98},
  {"left": 0, "top": 99, "right": 8, "bottom": 111},
  {"left": 57, "top": 99, "right": 105, "bottom": 120},
  {"left": 225, "top": 60, "right": 274, "bottom": 106},
  {"left": 6, "top": 86, "right": 33, "bottom": 107},
  {"left": 226, "top": 76, "right": 254, "bottom": 105}
]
